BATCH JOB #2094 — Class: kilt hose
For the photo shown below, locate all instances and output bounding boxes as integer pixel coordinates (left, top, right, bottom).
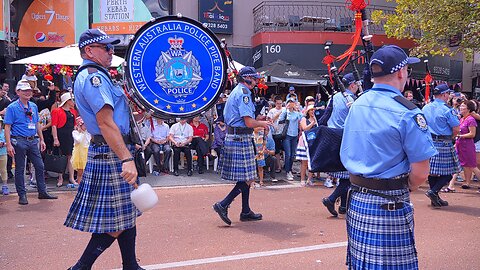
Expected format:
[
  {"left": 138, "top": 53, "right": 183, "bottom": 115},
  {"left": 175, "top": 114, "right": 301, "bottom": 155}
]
[
  {"left": 219, "top": 133, "right": 257, "bottom": 182},
  {"left": 346, "top": 187, "right": 418, "bottom": 270},
  {"left": 429, "top": 140, "right": 460, "bottom": 175},
  {"left": 64, "top": 144, "right": 139, "bottom": 233}
]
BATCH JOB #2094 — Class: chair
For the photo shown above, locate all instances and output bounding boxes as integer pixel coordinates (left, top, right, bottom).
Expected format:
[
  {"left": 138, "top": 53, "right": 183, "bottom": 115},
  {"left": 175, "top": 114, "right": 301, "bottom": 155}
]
[
  {"left": 146, "top": 155, "right": 155, "bottom": 174},
  {"left": 339, "top": 17, "right": 353, "bottom": 31},
  {"left": 288, "top": 15, "right": 302, "bottom": 31},
  {"left": 324, "top": 19, "right": 340, "bottom": 31},
  {"left": 274, "top": 16, "right": 288, "bottom": 30}
]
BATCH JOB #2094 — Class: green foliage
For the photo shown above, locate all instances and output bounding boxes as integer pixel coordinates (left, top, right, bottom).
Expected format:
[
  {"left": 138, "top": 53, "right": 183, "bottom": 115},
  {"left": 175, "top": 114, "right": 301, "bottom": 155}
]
[{"left": 371, "top": 0, "right": 480, "bottom": 61}]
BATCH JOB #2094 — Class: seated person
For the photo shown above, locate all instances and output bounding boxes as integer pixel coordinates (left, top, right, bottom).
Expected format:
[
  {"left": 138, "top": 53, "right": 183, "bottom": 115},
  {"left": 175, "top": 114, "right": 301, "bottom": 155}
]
[
  {"left": 151, "top": 117, "right": 171, "bottom": 174},
  {"left": 168, "top": 118, "right": 193, "bottom": 176},
  {"left": 254, "top": 117, "right": 277, "bottom": 186},
  {"left": 136, "top": 116, "right": 153, "bottom": 167},
  {"left": 211, "top": 116, "right": 227, "bottom": 160},
  {"left": 190, "top": 115, "right": 210, "bottom": 174}
]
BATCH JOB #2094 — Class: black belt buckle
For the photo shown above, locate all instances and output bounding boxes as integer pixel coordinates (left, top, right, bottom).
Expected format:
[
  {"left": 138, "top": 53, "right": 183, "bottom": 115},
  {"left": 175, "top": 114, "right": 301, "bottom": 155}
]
[
  {"left": 359, "top": 186, "right": 369, "bottom": 193},
  {"left": 93, "top": 153, "right": 109, "bottom": 159},
  {"left": 381, "top": 202, "right": 404, "bottom": 211}
]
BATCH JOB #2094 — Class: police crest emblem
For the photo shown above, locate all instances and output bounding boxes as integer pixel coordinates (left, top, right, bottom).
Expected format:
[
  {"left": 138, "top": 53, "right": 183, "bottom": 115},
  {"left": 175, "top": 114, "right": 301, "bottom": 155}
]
[
  {"left": 126, "top": 15, "right": 227, "bottom": 118},
  {"left": 413, "top": 113, "right": 428, "bottom": 131}
]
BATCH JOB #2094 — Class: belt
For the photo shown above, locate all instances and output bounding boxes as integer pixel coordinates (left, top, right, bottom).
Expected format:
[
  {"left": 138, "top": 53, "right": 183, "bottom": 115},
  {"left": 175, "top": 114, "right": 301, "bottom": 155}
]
[
  {"left": 12, "top": 136, "right": 38, "bottom": 141},
  {"left": 349, "top": 174, "right": 409, "bottom": 191},
  {"left": 431, "top": 134, "right": 453, "bottom": 141},
  {"left": 350, "top": 185, "right": 406, "bottom": 211},
  {"left": 91, "top": 134, "right": 133, "bottom": 146},
  {"left": 227, "top": 126, "right": 253, "bottom": 135}
]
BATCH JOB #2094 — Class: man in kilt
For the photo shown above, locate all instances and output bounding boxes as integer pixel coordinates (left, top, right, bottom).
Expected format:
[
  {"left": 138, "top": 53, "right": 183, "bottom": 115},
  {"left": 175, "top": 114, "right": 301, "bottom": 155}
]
[
  {"left": 64, "top": 29, "right": 144, "bottom": 270},
  {"left": 322, "top": 73, "right": 358, "bottom": 217},
  {"left": 213, "top": 66, "right": 271, "bottom": 226},
  {"left": 340, "top": 45, "right": 437, "bottom": 269},
  {"left": 422, "top": 84, "right": 460, "bottom": 207}
]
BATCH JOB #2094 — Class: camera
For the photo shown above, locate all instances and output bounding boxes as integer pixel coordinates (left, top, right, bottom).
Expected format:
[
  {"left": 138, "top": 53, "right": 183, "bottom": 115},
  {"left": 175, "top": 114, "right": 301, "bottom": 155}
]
[
  {"left": 456, "top": 98, "right": 463, "bottom": 103},
  {"left": 41, "top": 80, "right": 51, "bottom": 87}
]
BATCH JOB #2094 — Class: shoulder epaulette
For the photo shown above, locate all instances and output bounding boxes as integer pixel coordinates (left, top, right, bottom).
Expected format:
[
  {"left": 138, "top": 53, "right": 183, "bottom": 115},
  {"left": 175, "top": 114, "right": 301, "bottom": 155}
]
[
  {"left": 87, "top": 67, "right": 98, "bottom": 74},
  {"left": 242, "top": 88, "right": 249, "bottom": 94},
  {"left": 393, "top": 96, "right": 417, "bottom": 110}
]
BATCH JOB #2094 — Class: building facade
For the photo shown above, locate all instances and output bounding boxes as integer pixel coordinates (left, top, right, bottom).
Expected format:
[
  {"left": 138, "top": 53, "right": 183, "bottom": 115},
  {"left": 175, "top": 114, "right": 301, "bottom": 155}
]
[{"left": 0, "top": 0, "right": 474, "bottom": 95}]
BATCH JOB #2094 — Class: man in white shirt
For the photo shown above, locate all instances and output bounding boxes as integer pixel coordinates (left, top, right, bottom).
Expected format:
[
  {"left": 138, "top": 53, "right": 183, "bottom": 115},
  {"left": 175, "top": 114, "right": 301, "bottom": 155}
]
[
  {"left": 168, "top": 118, "right": 193, "bottom": 176},
  {"left": 266, "top": 95, "right": 285, "bottom": 172},
  {"left": 151, "top": 118, "right": 171, "bottom": 174}
]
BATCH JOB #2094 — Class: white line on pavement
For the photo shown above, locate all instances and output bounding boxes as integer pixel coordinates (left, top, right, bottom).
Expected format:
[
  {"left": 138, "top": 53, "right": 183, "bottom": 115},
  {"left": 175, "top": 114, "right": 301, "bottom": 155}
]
[{"left": 112, "top": 241, "right": 347, "bottom": 270}]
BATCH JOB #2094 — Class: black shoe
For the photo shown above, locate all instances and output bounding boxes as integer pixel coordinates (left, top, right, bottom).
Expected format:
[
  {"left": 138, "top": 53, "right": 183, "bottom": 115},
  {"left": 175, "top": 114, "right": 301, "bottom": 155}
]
[
  {"left": 198, "top": 168, "right": 204, "bottom": 174},
  {"left": 436, "top": 193, "right": 449, "bottom": 206},
  {"left": 38, "top": 192, "right": 58, "bottom": 199},
  {"left": 18, "top": 195, "right": 28, "bottom": 205},
  {"left": 322, "top": 198, "right": 338, "bottom": 217},
  {"left": 187, "top": 170, "right": 193, "bottom": 176},
  {"left": 213, "top": 202, "right": 231, "bottom": 225},
  {"left": 240, "top": 211, "right": 263, "bottom": 221},
  {"left": 67, "top": 263, "right": 90, "bottom": 270},
  {"left": 174, "top": 170, "right": 179, "bottom": 176},
  {"left": 425, "top": 190, "right": 441, "bottom": 207},
  {"left": 338, "top": 206, "right": 347, "bottom": 215}
]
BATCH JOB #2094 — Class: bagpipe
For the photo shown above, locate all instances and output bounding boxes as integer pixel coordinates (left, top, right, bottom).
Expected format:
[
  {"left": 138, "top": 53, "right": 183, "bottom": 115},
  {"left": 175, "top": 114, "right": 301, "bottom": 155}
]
[{"left": 304, "top": 0, "right": 375, "bottom": 172}]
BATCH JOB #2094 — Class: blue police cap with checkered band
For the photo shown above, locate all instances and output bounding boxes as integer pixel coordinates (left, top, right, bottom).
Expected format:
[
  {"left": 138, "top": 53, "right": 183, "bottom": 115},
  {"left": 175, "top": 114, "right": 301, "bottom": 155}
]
[
  {"left": 370, "top": 45, "right": 420, "bottom": 78},
  {"left": 238, "top": 66, "right": 262, "bottom": 79},
  {"left": 78, "top": 29, "right": 120, "bottom": 49}
]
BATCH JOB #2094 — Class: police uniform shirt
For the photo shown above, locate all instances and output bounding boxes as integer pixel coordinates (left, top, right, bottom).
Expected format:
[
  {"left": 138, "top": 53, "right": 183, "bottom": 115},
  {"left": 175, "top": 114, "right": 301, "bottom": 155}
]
[
  {"left": 340, "top": 83, "right": 437, "bottom": 178},
  {"left": 4, "top": 100, "right": 39, "bottom": 137},
  {"left": 74, "top": 60, "right": 130, "bottom": 136},
  {"left": 327, "top": 90, "right": 355, "bottom": 129},
  {"left": 223, "top": 83, "right": 255, "bottom": 128},
  {"left": 422, "top": 98, "right": 460, "bottom": 136}
]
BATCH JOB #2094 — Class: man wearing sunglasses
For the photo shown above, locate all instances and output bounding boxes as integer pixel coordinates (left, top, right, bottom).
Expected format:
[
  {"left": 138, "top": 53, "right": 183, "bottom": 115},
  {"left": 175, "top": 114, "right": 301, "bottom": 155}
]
[
  {"left": 4, "top": 80, "right": 58, "bottom": 205},
  {"left": 340, "top": 45, "right": 437, "bottom": 269},
  {"left": 64, "top": 29, "right": 144, "bottom": 270}
]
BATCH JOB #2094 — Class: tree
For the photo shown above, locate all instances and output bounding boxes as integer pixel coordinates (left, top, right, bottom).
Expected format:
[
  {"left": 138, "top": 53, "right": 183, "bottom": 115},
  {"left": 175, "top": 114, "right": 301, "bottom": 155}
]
[{"left": 371, "top": 0, "right": 480, "bottom": 61}]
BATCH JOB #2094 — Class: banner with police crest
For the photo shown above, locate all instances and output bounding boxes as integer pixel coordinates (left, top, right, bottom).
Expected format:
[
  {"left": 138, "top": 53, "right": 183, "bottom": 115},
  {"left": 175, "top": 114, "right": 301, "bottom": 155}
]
[{"left": 125, "top": 15, "right": 227, "bottom": 118}]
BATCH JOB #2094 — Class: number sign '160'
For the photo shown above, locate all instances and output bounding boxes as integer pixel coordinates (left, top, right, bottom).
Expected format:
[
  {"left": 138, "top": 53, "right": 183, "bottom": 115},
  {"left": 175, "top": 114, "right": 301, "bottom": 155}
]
[{"left": 265, "top": 44, "right": 281, "bottom": 54}]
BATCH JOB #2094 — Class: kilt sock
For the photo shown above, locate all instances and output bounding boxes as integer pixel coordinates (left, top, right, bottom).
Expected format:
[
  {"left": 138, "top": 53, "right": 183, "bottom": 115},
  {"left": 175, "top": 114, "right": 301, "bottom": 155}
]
[
  {"left": 432, "top": 175, "right": 452, "bottom": 193},
  {"left": 428, "top": 175, "right": 438, "bottom": 190},
  {"left": 220, "top": 182, "right": 242, "bottom": 207},
  {"left": 327, "top": 178, "right": 350, "bottom": 207},
  {"left": 76, "top": 233, "right": 116, "bottom": 268},
  {"left": 239, "top": 182, "right": 251, "bottom": 214},
  {"left": 118, "top": 226, "right": 139, "bottom": 270}
]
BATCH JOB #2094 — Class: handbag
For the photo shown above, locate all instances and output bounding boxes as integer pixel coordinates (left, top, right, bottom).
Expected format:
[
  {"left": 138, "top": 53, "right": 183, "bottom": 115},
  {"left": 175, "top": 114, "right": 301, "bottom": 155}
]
[
  {"left": 273, "top": 112, "right": 290, "bottom": 140},
  {"left": 44, "top": 147, "right": 68, "bottom": 173}
]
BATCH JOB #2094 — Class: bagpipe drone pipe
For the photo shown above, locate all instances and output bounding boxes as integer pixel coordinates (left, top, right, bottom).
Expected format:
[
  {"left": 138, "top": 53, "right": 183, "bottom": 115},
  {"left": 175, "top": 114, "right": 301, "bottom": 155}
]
[{"left": 304, "top": 0, "right": 375, "bottom": 173}]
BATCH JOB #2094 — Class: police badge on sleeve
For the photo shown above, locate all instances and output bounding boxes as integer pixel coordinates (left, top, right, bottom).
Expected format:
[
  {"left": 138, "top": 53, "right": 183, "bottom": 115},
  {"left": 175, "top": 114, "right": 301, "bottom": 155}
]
[{"left": 413, "top": 113, "right": 428, "bottom": 131}]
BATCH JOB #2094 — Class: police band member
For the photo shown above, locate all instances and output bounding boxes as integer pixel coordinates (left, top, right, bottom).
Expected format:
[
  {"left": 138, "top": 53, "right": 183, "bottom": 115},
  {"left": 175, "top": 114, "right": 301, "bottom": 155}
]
[
  {"left": 64, "top": 29, "right": 145, "bottom": 270},
  {"left": 340, "top": 45, "right": 437, "bottom": 269},
  {"left": 213, "top": 66, "right": 271, "bottom": 226},
  {"left": 322, "top": 73, "right": 358, "bottom": 217},
  {"left": 422, "top": 84, "right": 460, "bottom": 207},
  {"left": 4, "top": 80, "right": 58, "bottom": 205}
]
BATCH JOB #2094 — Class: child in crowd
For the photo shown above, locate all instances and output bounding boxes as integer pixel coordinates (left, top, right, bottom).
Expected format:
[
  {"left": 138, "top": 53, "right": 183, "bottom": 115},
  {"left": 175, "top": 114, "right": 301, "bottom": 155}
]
[
  {"left": 71, "top": 117, "right": 90, "bottom": 184},
  {"left": 0, "top": 117, "right": 8, "bottom": 195},
  {"left": 253, "top": 126, "right": 267, "bottom": 187}
]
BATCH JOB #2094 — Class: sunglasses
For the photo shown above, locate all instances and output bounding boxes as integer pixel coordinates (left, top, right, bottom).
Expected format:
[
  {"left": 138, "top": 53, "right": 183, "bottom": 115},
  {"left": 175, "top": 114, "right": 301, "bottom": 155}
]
[{"left": 88, "top": 43, "right": 114, "bottom": 52}]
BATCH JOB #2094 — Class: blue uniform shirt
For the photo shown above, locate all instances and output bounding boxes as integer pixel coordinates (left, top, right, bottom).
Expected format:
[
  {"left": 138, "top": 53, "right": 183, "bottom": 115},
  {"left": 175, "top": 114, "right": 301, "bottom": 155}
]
[
  {"left": 340, "top": 83, "right": 437, "bottom": 178},
  {"left": 422, "top": 98, "right": 459, "bottom": 136},
  {"left": 327, "top": 90, "right": 355, "bottom": 129},
  {"left": 4, "top": 100, "right": 39, "bottom": 137},
  {"left": 223, "top": 83, "right": 255, "bottom": 128},
  {"left": 74, "top": 60, "right": 130, "bottom": 136}
]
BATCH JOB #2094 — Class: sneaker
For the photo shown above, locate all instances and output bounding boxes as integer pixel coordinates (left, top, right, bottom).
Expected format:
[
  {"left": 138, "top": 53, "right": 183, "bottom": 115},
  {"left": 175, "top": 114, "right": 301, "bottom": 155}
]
[
  {"left": 152, "top": 171, "right": 160, "bottom": 176},
  {"left": 306, "top": 179, "right": 314, "bottom": 186},
  {"left": 271, "top": 178, "right": 278, "bottom": 182},
  {"left": 324, "top": 178, "right": 334, "bottom": 188},
  {"left": 2, "top": 185, "right": 9, "bottom": 195},
  {"left": 29, "top": 180, "right": 37, "bottom": 188},
  {"left": 286, "top": 172, "right": 294, "bottom": 180}
]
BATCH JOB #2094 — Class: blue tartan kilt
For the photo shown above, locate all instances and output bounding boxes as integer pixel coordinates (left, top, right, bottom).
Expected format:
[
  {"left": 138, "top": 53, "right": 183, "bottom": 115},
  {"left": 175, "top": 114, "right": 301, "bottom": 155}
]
[
  {"left": 430, "top": 140, "right": 460, "bottom": 175},
  {"left": 64, "top": 144, "right": 139, "bottom": 233},
  {"left": 329, "top": 171, "right": 349, "bottom": 179},
  {"left": 219, "top": 133, "right": 257, "bottom": 182},
  {"left": 346, "top": 187, "right": 418, "bottom": 270}
]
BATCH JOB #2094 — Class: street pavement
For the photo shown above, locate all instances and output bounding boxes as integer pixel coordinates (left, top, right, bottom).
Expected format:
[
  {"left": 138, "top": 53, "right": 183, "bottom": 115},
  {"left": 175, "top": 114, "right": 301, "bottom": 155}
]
[{"left": 1, "top": 164, "right": 480, "bottom": 269}]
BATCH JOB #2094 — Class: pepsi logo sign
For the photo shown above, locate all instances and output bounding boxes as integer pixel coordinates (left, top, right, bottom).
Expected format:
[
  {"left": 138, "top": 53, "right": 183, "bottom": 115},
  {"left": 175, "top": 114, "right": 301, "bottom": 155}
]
[{"left": 35, "top": 32, "right": 46, "bottom": 43}]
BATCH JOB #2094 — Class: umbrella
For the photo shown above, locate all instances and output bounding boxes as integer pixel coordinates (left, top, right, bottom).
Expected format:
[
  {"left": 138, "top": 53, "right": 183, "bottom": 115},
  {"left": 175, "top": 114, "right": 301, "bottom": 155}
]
[
  {"left": 257, "top": 59, "right": 325, "bottom": 86},
  {"left": 10, "top": 44, "right": 124, "bottom": 67}
]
